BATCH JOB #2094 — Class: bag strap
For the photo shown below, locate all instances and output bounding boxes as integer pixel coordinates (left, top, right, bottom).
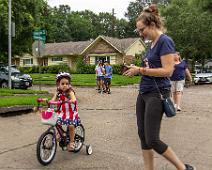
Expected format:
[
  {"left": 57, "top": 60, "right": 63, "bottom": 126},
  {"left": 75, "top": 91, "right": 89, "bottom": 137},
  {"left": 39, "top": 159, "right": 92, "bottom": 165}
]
[
  {"left": 152, "top": 78, "right": 164, "bottom": 100},
  {"left": 145, "top": 58, "right": 166, "bottom": 100}
]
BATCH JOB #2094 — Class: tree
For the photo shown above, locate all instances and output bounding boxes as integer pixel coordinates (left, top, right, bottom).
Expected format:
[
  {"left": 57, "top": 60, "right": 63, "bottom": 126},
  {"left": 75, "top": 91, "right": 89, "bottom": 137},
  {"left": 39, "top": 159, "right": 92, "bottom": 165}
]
[
  {"left": 0, "top": 0, "right": 47, "bottom": 63},
  {"left": 125, "top": 0, "right": 143, "bottom": 37},
  {"left": 67, "top": 12, "right": 94, "bottom": 41},
  {"left": 161, "top": 0, "right": 212, "bottom": 67}
]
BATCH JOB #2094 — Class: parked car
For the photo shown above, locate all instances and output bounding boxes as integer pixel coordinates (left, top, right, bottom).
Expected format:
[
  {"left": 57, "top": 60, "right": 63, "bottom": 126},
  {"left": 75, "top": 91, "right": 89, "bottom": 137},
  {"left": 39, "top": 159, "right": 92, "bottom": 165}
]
[
  {"left": 0, "top": 65, "right": 33, "bottom": 89},
  {"left": 194, "top": 71, "right": 212, "bottom": 85}
]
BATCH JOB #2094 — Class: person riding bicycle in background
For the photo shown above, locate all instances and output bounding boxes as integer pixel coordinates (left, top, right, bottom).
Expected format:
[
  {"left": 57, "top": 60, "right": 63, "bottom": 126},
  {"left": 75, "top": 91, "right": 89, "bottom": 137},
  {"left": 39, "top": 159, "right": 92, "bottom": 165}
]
[{"left": 50, "top": 72, "right": 78, "bottom": 152}]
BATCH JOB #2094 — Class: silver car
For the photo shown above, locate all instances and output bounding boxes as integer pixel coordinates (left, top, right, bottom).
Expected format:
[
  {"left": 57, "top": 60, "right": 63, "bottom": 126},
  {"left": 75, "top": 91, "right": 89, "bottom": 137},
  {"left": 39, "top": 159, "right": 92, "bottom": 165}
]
[{"left": 194, "top": 72, "right": 212, "bottom": 85}]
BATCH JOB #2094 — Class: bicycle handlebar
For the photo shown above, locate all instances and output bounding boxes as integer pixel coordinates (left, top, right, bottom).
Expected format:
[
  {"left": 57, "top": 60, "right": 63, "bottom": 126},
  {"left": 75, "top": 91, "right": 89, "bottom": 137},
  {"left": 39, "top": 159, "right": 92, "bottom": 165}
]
[
  {"left": 37, "top": 98, "right": 76, "bottom": 105},
  {"left": 48, "top": 100, "right": 75, "bottom": 105}
]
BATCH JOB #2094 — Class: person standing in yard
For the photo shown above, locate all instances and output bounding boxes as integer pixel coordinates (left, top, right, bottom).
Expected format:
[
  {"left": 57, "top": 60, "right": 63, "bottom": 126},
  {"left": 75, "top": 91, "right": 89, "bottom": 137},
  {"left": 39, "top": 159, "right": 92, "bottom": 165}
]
[
  {"left": 104, "top": 61, "right": 112, "bottom": 94},
  {"left": 170, "top": 52, "right": 192, "bottom": 111},
  {"left": 95, "top": 62, "right": 105, "bottom": 94},
  {"left": 123, "top": 4, "right": 196, "bottom": 170},
  {"left": 95, "top": 60, "right": 101, "bottom": 91}
]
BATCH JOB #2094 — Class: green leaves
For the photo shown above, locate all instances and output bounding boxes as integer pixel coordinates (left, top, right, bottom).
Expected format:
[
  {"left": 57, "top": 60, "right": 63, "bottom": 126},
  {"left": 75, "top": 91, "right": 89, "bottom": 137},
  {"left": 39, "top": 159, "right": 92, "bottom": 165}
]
[{"left": 161, "top": 0, "right": 212, "bottom": 62}]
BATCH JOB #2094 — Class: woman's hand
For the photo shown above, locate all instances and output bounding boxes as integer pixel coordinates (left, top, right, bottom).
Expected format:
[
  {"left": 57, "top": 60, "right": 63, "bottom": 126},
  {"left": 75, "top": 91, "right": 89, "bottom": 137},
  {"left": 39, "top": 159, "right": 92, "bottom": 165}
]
[{"left": 123, "top": 65, "right": 140, "bottom": 77}]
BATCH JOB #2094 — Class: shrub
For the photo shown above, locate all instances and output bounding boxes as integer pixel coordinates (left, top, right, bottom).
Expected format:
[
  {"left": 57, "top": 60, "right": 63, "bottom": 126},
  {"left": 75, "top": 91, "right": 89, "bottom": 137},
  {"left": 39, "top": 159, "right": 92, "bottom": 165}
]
[
  {"left": 46, "top": 64, "right": 71, "bottom": 74},
  {"left": 76, "top": 58, "right": 95, "bottom": 74},
  {"left": 19, "top": 64, "right": 71, "bottom": 74},
  {"left": 112, "top": 64, "right": 122, "bottom": 75}
]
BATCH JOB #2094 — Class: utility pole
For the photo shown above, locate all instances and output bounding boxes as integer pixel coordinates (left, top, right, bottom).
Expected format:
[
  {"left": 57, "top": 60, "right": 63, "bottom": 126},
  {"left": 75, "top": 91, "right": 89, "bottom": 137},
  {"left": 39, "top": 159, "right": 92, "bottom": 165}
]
[
  {"left": 112, "top": 8, "right": 116, "bottom": 37},
  {"left": 8, "top": 0, "right": 12, "bottom": 89}
]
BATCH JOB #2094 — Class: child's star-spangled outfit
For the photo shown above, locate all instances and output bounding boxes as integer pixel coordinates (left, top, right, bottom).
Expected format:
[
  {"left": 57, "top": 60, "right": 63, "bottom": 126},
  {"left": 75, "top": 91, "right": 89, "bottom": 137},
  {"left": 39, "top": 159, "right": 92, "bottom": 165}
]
[{"left": 56, "top": 92, "right": 78, "bottom": 125}]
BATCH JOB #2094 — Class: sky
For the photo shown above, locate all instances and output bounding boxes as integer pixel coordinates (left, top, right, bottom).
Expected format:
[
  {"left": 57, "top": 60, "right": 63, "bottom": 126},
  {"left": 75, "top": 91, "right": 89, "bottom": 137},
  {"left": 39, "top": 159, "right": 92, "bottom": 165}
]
[{"left": 47, "top": 0, "right": 136, "bottom": 19}]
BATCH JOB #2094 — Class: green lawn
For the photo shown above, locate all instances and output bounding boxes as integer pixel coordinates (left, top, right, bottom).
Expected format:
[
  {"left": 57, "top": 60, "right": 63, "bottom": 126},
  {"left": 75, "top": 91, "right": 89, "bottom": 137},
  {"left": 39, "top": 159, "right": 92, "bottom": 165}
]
[
  {"left": 31, "top": 73, "right": 140, "bottom": 86},
  {"left": 0, "top": 88, "right": 48, "bottom": 96},
  {"left": 0, "top": 74, "right": 140, "bottom": 108},
  {"left": 0, "top": 95, "right": 51, "bottom": 107}
]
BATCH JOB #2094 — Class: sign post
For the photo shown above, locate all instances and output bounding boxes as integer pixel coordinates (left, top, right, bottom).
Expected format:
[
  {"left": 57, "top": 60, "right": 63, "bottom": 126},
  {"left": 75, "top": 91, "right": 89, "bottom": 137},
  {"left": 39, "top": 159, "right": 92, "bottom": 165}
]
[
  {"left": 8, "top": 0, "right": 12, "bottom": 89},
  {"left": 33, "top": 29, "right": 46, "bottom": 91}
]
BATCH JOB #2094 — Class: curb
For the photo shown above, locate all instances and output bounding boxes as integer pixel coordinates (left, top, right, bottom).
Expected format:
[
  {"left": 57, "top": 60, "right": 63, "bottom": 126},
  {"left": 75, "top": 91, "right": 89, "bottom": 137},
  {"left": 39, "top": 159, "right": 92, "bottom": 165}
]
[{"left": 0, "top": 105, "right": 34, "bottom": 115}]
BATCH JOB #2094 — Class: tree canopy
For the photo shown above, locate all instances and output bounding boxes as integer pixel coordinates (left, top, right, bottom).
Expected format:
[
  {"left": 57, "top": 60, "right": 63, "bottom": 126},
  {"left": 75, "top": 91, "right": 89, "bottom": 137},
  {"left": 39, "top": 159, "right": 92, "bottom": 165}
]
[{"left": 0, "top": 0, "right": 212, "bottom": 64}]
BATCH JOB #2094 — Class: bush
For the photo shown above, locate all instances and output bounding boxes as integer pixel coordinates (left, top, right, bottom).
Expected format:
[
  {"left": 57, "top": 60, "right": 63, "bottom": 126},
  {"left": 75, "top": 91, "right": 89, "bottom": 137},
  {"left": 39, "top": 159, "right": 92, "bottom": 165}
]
[
  {"left": 19, "top": 64, "right": 71, "bottom": 74},
  {"left": 46, "top": 64, "right": 70, "bottom": 74},
  {"left": 19, "top": 66, "right": 32, "bottom": 73},
  {"left": 112, "top": 64, "right": 122, "bottom": 75},
  {"left": 76, "top": 58, "right": 95, "bottom": 74}
]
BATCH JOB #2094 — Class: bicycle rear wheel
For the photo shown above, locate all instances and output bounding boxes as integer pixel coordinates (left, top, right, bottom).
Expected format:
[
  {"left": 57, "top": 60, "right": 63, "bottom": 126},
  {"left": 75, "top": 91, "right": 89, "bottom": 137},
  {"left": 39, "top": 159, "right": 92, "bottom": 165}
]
[
  {"left": 36, "top": 131, "right": 57, "bottom": 165},
  {"left": 74, "top": 124, "right": 85, "bottom": 153}
]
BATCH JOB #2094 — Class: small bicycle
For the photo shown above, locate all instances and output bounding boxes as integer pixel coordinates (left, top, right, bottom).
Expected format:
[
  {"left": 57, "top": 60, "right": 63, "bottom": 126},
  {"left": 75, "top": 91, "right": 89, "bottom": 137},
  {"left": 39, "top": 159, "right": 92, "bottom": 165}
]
[{"left": 36, "top": 98, "right": 92, "bottom": 166}]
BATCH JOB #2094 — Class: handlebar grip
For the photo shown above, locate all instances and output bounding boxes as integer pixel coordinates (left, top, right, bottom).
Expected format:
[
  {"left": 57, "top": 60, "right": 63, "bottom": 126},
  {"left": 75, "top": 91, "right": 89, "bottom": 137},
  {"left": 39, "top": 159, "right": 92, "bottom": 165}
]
[
  {"left": 37, "top": 98, "right": 48, "bottom": 103},
  {"left": 48, "top": 101, "right": 61, "bottom": 105},
  {"left": 48, "top": 100, "right": 76, "bottom": 105}
]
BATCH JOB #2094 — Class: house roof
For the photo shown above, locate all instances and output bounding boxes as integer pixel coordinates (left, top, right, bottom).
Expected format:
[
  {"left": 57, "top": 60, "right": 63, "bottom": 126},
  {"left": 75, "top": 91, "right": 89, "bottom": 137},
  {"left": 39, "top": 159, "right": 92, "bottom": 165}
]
[
  {"left": 103, "top": 36, "right": 141, "bottom": 52},
  {"left": 44, "top": 41, "right": 92, "bottom": 56},
  {"left": 43, "top": 36, "right": 143, "bottom": 56},
  {"left": 81, "top": 35, "right": 143, "bottom": 55}
]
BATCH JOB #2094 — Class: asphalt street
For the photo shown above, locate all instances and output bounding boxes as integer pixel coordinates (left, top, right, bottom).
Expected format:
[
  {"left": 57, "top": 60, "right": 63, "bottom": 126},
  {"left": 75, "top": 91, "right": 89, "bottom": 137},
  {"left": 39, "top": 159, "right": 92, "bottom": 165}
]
[{"left": 0, "top": 85, "right": 212, "bottom": 170}]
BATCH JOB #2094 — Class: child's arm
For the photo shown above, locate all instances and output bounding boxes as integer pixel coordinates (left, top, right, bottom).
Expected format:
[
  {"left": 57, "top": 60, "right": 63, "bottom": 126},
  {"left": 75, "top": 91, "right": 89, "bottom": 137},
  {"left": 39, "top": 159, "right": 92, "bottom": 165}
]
[
  {"left": 50, "top": 93, "right": 57, "bottom": 101},
  {"left": 69, "top": 91, "right": 76, "bottom": 103}
]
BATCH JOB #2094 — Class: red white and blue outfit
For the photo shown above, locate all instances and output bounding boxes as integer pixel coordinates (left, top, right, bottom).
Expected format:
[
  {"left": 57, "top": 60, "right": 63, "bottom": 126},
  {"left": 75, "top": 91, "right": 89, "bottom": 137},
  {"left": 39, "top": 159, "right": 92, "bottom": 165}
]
[{"left": 56, "top": 90, "right": 78, "bottom": 125}]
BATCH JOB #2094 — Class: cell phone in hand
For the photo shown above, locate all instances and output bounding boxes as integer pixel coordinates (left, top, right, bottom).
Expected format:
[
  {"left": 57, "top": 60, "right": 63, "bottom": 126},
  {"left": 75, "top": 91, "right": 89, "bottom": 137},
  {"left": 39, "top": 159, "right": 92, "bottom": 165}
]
[{"left": 121, "top": 64, "right": 129, "bottom": 74}]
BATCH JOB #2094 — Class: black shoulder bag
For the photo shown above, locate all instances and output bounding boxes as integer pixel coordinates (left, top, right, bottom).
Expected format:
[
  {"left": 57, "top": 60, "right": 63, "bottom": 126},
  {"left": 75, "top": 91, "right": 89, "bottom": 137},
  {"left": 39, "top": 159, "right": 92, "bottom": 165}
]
[{"left": 153, "top": 78, "right": 176, "bottom": 117}]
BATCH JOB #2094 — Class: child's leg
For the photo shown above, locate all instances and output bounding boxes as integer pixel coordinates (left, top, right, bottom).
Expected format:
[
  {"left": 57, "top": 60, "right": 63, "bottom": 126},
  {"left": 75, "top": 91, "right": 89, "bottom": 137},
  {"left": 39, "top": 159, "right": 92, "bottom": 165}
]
[
  {"left": 69, "top": 125, "right": 75, "bottom": 143},
  {"left": 67, "top": 125, "right": 75, "bottom": 151}
]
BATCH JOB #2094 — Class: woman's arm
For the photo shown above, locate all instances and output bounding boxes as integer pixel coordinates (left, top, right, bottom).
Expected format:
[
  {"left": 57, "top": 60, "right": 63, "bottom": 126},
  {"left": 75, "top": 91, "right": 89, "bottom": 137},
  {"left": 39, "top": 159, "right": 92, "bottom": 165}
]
[
  {"left": 123, "top": 53, "right": 175, "bottom": 77},
  {"left": 185, "top": 68, "right": 192, "bottom": 82}
]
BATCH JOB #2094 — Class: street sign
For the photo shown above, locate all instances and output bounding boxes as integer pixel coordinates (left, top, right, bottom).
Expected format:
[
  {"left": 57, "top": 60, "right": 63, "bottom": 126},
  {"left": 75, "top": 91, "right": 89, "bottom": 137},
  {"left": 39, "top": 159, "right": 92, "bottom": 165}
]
[
  {"left": 33, "top": 29, "right": 46, "bottom": 42},
  {"left": 33, "top": 35, "right": 46, "bottom": 41},
  {"left": 33, "top": 29, "right": 46, "bottom": 35}
]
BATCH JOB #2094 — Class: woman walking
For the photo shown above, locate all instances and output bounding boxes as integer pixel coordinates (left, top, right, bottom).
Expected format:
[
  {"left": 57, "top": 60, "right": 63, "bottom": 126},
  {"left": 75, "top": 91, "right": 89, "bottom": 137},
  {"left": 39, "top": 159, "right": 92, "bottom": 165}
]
[{"left": 123, "top": 4, "right": 195, "bottom": 170}]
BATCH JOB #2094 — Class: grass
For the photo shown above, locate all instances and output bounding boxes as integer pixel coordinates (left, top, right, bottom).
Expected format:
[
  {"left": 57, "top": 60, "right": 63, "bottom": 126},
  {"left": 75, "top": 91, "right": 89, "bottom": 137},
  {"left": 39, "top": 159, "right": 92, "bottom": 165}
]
[
  {"left": 0, "top": 88, "right": 48, "bottom": 96},
  {"left": 0, "top": 74, "right": 140, "bottom": 107},
  {"left": 0, "top": 89, "right": 50, "bottom": 107},
  {"left": 0, "top": 95, "right": 51, "bottom": 107},
  {"left": 31, "top": 73, "right": 140, "bottom": 86}
]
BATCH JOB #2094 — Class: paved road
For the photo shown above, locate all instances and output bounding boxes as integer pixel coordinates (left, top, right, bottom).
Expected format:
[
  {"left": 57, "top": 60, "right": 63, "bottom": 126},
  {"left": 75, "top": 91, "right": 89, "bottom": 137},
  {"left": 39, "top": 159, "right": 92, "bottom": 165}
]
[{"left": 0, "top": 85, "right": 212, "bottom": 170}]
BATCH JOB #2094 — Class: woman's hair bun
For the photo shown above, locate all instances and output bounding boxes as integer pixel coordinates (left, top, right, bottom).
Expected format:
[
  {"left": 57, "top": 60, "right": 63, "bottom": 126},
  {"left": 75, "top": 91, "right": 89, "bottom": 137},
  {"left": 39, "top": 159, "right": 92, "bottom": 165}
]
[{"left": 143, "top": 4, "right": 159, "bottom": 16}]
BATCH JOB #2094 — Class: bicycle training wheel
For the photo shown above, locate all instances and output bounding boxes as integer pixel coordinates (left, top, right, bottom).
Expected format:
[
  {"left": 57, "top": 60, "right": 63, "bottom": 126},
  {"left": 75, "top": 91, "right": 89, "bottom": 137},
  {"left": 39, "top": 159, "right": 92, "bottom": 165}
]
[
  {"left": 36, "top": 131, "right": 57, "bottom": 165},
  {"left": 74, "top": 124, "right": 85, "bottom": 153}
]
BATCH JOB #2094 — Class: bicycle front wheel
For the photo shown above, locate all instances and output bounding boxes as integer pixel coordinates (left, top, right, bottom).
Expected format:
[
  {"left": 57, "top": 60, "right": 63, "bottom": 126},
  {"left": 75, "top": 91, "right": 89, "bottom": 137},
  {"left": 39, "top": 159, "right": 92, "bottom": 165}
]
[{"left": 36, "top": 131, "right": 57, "bottom": 165}]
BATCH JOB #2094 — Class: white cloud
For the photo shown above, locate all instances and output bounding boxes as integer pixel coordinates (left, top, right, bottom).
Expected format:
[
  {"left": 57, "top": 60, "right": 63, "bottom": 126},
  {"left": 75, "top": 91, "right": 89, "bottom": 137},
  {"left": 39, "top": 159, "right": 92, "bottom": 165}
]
[{"left": 47, "top": 0, "right": 136, "bottom": 19}]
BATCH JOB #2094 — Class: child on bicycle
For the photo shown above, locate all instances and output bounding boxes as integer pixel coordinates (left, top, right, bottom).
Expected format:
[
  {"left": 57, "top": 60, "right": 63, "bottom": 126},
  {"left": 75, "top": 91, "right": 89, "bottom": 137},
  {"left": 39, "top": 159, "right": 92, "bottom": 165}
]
[{"left": 50, "top": 72, "right": 78, "bottom": 152}]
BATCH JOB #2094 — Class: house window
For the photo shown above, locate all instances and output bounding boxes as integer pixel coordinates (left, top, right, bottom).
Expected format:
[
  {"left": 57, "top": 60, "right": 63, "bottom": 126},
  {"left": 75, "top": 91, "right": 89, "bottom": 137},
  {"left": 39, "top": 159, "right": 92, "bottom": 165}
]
[
  {"left": 95, "top": 56, "right": 110, "bottom": 65},
  {"left": 23, "top": 58, "right": 33, "bottom": 65},
  {"left": 52, "top": 57, "right": 63, "bottom": 62}
]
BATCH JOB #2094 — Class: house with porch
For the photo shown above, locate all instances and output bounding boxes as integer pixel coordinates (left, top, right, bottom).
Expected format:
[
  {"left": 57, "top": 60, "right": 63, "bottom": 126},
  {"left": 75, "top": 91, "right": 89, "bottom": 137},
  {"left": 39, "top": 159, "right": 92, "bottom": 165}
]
[{"left": 14, "top": 35, "right": 146, "bottom": 69}]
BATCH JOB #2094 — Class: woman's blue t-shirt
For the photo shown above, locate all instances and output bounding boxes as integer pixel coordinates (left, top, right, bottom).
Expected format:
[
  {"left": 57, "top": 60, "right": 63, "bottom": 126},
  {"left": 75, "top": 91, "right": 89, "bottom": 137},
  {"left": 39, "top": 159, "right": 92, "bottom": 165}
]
[
  {"left": 170, "top": 60, "right": 188, "bottom": 81},
  {"left": 140, "top": 34, "right": 176, "bottom": 93}
]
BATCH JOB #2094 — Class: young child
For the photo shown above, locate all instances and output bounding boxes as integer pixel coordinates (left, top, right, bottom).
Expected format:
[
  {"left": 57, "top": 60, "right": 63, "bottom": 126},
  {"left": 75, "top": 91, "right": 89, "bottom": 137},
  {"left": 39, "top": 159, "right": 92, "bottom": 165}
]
[{"left": 51, "top": 72, "right": 78, "bottom": 152}]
